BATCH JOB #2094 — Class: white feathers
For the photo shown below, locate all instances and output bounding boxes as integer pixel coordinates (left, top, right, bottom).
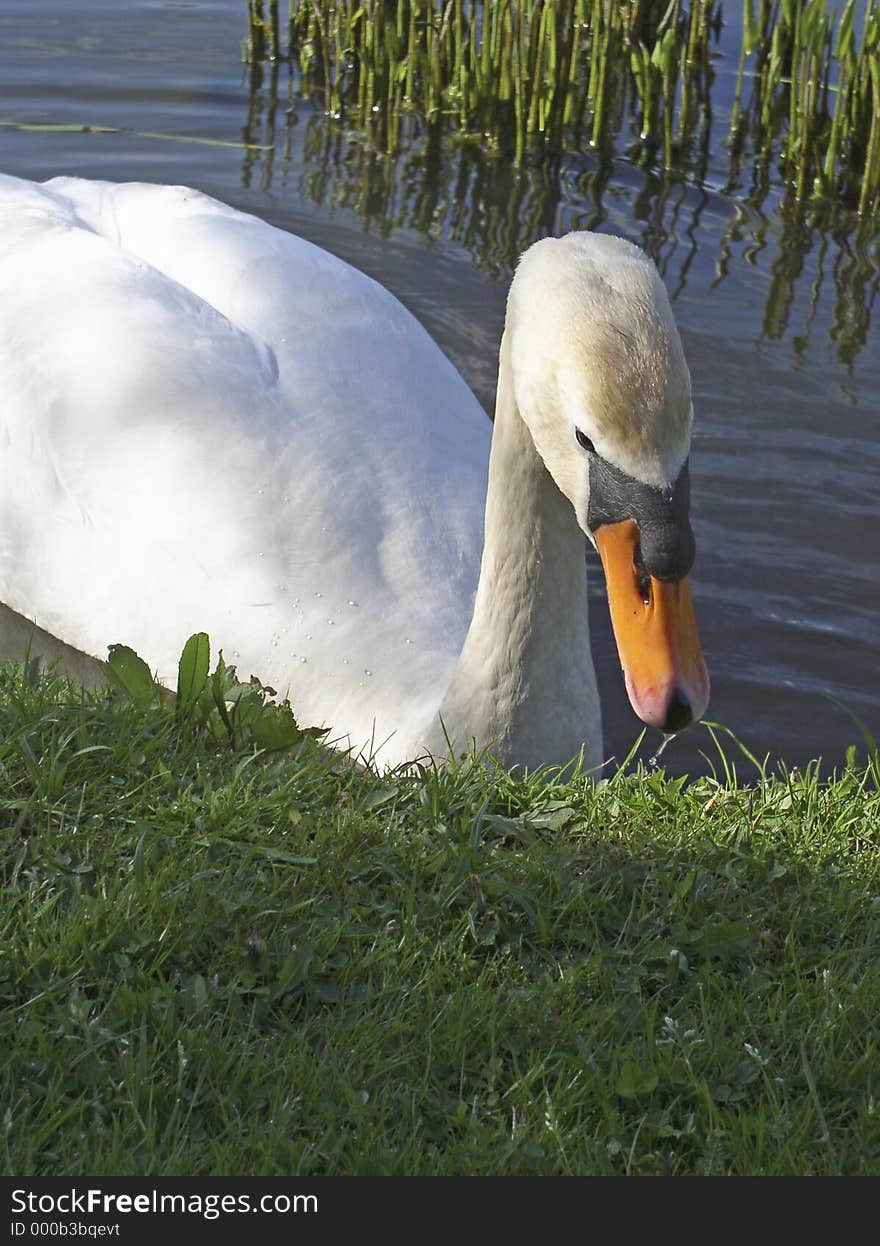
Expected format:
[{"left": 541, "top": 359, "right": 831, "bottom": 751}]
[
  {"left": 509, "top": 232, "right": 692, "bottom": 489},
  {"left": 0, "top": 174, "right": 488, "bottom": 763},
  {"left": 0, "top": 174, "right": 692, "bottom": 769}
]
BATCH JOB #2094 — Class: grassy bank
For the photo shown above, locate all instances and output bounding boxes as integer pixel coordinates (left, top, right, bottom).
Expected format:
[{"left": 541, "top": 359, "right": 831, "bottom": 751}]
[{"left": 3, "top": 657, "right": 879, "bottom": 1175}]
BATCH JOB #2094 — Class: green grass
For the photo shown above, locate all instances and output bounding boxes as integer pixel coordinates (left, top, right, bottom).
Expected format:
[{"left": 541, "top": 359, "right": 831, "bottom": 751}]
[{"left": 2, "top": 655, "right": 879, "bottom": 1175}]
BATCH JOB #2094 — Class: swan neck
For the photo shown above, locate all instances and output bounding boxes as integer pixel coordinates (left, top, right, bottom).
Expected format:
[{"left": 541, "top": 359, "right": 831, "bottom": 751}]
[{"left": 434, "top": 330, "right": 600, "bottom": 770}]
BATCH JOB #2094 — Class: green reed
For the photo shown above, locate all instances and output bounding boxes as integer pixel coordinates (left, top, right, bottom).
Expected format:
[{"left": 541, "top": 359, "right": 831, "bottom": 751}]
[
  {"left": 245, "top": 1, "right": 710, "bottom": 164},
  {"left": 244, "top": 1, "right": 879, "bottom": 215},
  {"left": 727, "top": 0, "right": 880, "bottom": 215}
]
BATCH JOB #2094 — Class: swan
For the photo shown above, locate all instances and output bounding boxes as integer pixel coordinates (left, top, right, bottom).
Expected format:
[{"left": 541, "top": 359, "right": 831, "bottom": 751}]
[{"left": 0, "top": 173, "right": 709, "bottom": 771}]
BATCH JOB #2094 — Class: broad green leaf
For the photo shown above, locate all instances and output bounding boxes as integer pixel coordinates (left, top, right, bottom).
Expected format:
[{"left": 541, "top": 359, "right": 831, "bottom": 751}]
[
  {"left": 227, "top": 682, "right": 264, "bottom": 738},
  {"left": 177, "top": 632, "right": 210, "bottom": 714},
  {"left": 252, "top": 702, "right": 303, "bottom": 751},
  {"left": 616, "top": 1061, "right": 659, "bottom": 1098},
  {"left": 210, "top": 653, "right": 237, "bottom": 736},
  {"left": 527, "top": 804, "right": 577, "bottom": 831},
  {"left": 358, "top": 785, "right": 399, "bottom": 812},
  {"left": 107, "top": 644, "right": 156, "bottom": 708},
  {"left": 275, "top": 944, "right": 315, "bottom": 994}
]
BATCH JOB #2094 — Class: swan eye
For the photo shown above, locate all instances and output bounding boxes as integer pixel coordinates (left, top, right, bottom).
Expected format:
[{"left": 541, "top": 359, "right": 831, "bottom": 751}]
[{"left": 575, "top": 429, "right": 595, "bottom": 454}]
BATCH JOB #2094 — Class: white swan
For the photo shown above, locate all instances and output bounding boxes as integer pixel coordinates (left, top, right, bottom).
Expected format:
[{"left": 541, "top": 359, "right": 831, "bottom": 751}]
[{"left": 0, "top": 174, "right": 709, "bottom": 771}]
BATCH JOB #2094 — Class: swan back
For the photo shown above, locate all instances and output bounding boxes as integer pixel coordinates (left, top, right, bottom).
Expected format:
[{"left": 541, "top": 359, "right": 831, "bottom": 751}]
[{"left": 0, "top": 175, "right": 490, "bottom": 762}]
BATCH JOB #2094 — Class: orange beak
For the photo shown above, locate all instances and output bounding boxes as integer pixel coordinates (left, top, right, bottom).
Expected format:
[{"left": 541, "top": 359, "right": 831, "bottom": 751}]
[{"left": 594, "top": 519, "right": 710, "bottom": 731}]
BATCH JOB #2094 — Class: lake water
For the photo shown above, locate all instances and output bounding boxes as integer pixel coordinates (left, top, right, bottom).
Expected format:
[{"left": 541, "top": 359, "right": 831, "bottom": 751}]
[{"left": 1, "top": 0, "right": 877, "bottom": 777}]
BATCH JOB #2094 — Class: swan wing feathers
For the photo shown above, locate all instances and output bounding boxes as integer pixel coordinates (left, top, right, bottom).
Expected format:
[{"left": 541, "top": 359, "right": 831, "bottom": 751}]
[{"left": 0, "top": 174, "right": 490, "bottom": 762}]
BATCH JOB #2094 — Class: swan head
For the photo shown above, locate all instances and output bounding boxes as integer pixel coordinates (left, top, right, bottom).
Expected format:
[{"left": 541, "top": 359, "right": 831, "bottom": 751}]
[{"left": 507, "top": 230, "right": 710, "bottom": 733}]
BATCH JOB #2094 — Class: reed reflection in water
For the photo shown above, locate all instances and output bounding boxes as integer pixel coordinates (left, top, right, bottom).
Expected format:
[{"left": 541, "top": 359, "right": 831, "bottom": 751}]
[{"left": 240, "top": 62, "right": 879, "bottom": 371}]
